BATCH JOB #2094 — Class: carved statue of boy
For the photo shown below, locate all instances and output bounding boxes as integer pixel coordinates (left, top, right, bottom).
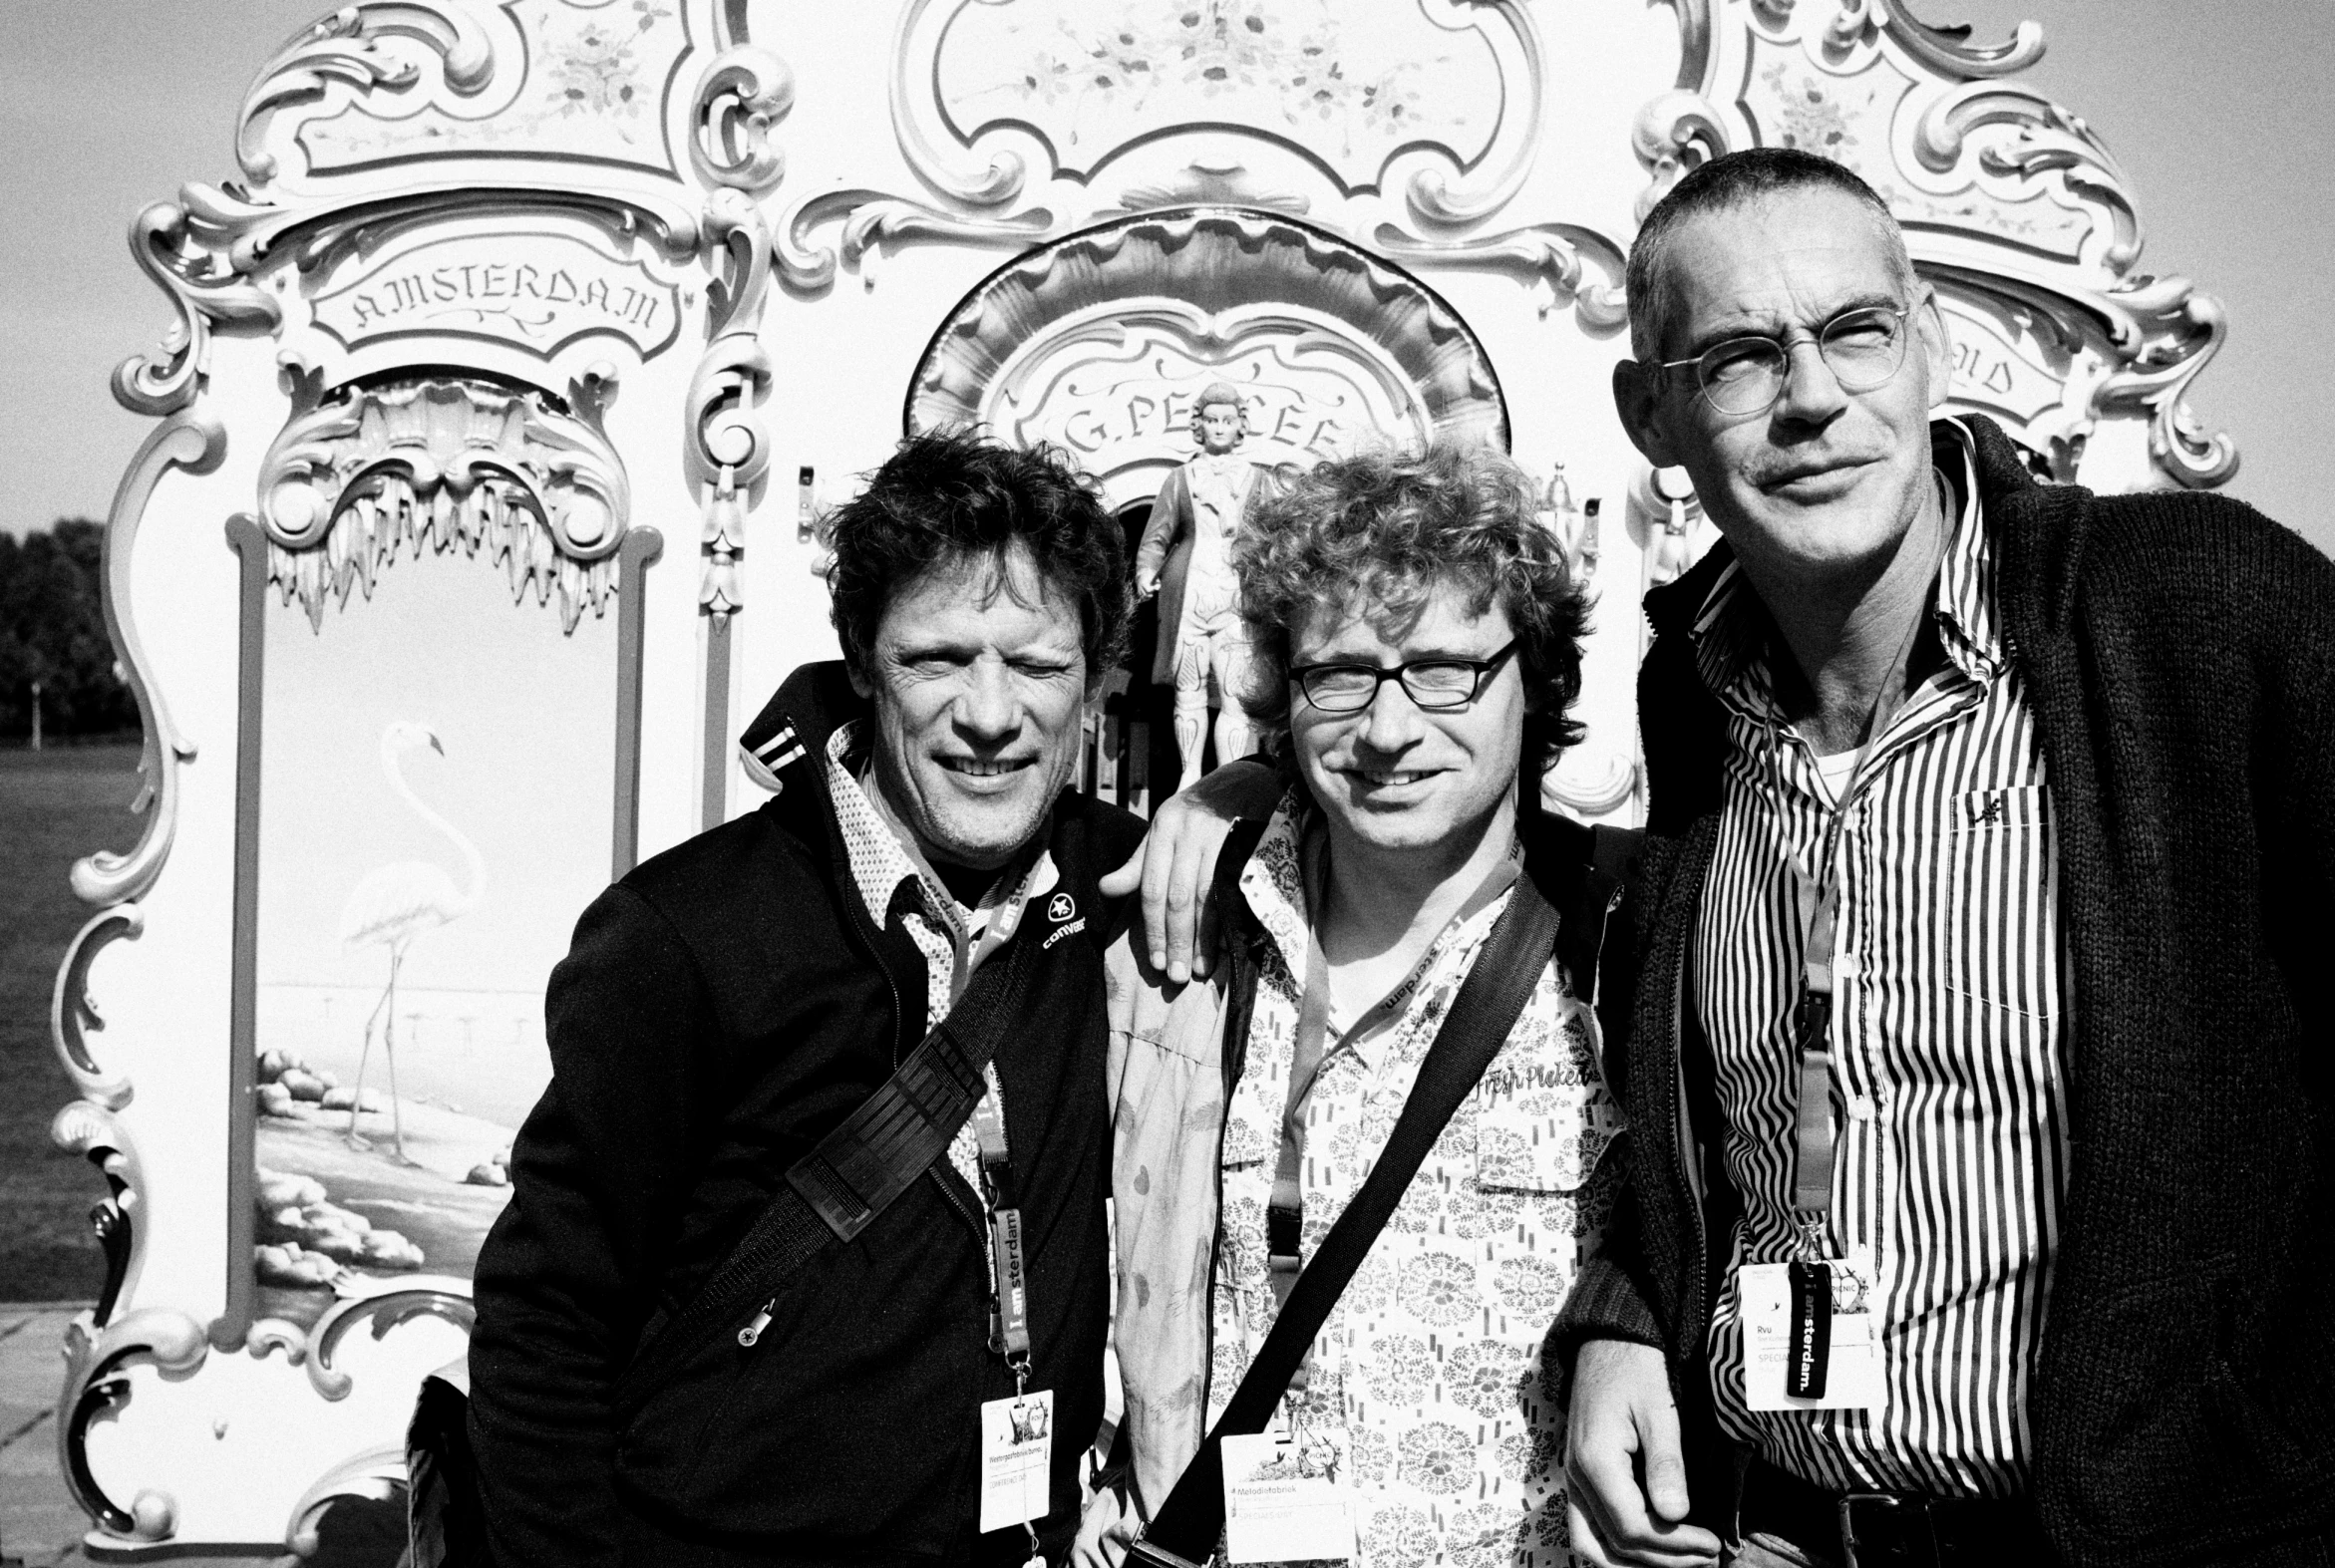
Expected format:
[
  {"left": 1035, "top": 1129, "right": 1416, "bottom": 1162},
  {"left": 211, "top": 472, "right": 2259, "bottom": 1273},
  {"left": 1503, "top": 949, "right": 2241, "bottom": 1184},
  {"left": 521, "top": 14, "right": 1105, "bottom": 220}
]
[{"left": 1136, "top": 381, "right": 1272, "bottom": 792}]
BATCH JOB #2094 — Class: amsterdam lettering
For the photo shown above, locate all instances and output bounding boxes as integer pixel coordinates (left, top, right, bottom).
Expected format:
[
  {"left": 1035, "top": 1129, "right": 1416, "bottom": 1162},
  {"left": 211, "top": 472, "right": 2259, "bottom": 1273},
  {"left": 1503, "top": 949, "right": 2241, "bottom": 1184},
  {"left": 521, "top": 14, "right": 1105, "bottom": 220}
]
[
  {"left": 312, "top": 237, "right": 683, "bottom": 361},
  {"left": 344, "top": 263, "right": 661, "bottom": 334}
]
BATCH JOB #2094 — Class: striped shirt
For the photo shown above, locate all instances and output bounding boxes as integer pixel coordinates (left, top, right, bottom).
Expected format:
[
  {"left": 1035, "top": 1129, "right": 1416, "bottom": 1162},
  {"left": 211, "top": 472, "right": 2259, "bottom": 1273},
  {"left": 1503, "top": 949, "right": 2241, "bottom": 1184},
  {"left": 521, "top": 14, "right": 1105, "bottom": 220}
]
[{"left": 1695, "top": 422, "right": 2071, "bottom": 1497}]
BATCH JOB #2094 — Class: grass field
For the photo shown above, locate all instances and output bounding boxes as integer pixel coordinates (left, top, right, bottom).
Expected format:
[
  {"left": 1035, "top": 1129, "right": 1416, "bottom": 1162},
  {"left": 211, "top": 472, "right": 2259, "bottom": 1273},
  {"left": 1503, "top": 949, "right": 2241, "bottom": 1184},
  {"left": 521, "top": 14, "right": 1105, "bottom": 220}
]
[{"left": 1, "top": 743, "right": 144, "bottom": 1299}]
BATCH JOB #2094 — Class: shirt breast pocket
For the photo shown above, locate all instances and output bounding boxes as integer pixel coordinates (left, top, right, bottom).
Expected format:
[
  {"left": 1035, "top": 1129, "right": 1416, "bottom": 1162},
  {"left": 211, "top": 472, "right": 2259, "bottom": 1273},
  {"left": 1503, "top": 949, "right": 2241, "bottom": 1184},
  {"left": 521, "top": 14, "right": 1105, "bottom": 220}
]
[
  {"left": 1473, "top": 997, "right": 1626, "bottom": 1193},
  {"left": 1943, "top": 784, "right": 2058, "bottom": 1018}
]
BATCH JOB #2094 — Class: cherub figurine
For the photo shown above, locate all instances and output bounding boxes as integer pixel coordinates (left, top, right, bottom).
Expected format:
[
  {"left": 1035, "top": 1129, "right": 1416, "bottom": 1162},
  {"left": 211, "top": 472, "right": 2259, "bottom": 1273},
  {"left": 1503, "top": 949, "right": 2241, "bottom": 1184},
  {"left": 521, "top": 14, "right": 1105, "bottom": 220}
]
[{"left": 1137, "top": 382, "right": 1271, "bottom": 792}]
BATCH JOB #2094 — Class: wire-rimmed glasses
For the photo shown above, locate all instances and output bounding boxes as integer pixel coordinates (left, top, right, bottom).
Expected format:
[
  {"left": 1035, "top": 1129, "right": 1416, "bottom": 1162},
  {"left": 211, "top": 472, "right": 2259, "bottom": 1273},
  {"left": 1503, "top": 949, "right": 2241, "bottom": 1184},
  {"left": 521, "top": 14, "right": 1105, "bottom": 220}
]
[
  {"left": 1655, "top": 304, "right": 1914, "bottom": 416},
  {"left": 1289, "top": 640, "right": 1519, "bottom": 714}
]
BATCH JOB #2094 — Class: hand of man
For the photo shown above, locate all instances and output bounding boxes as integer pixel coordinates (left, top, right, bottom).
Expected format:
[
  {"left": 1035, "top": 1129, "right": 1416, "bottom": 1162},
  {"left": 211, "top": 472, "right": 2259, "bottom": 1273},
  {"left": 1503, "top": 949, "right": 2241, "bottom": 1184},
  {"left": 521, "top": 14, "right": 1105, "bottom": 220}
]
[
  {"left": 1099, "top": 759, "right": 1281, "bottom": 982},
  {"left": 1070, "top": 1482, "right": 1135, "bottom": 1568},
  {"left": 1565, "top": 1339, "right": 1724, "bottom": 1568}
]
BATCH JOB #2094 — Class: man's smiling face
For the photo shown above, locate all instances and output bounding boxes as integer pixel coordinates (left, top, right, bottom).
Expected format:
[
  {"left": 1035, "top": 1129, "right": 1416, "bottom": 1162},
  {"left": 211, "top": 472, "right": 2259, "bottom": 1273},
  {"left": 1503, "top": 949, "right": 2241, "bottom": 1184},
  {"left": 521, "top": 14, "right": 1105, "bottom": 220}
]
[
  {"left": 1620, "top": 185, "right": 1951, "bottom": 584},
  {"left": 850, "top": 543, "right": 1088, "bottom": 872},
  {"left": 1288, "top": 580, "right": 1522, "bottom": 864}
]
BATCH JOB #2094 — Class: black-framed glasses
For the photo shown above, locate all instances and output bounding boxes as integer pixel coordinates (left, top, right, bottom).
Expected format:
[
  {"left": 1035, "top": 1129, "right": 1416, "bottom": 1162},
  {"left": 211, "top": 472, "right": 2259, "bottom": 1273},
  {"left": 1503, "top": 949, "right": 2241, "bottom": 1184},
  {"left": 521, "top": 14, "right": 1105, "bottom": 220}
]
[
  {"left": 1655, "top": 304, "right": 1913, "bottom": 416},
  {"left": 1290, "top": 639, "right": 1519, "bottom": 714}
]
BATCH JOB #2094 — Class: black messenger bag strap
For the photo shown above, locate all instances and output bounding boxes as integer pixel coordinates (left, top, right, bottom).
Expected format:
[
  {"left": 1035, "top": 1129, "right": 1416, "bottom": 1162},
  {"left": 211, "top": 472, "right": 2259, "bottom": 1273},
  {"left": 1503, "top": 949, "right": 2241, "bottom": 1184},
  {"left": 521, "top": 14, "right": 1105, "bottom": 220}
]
[
  {"left": 1132, "top": 873, "right": 1562, "bottom": 1567},
  {"left": 612, "top": 917, "right": 1046, "bottom": 1414}
]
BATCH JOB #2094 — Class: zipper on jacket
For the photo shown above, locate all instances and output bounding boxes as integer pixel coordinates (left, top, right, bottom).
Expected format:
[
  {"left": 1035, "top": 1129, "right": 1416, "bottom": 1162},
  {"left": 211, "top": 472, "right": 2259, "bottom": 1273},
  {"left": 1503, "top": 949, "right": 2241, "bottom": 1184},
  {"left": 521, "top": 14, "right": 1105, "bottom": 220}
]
[{"left": 738, "top": 1298, "right": 776, "bottom": 1347}]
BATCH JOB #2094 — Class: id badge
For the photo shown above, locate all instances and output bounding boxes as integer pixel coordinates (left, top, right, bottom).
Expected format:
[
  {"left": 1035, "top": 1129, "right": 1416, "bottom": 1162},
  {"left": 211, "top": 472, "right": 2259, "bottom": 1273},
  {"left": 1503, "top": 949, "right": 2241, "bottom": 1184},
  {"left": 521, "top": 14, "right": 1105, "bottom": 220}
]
[
  {"left": 978, "top": 1390, "right": 1053, "bottom": 1534},
  {"left": 1741, "top": 1247, "right": 1884, "bottom": 1412},
  {"left": 1221, "top": 1430, "right": 1355, "bottom": 1564}
]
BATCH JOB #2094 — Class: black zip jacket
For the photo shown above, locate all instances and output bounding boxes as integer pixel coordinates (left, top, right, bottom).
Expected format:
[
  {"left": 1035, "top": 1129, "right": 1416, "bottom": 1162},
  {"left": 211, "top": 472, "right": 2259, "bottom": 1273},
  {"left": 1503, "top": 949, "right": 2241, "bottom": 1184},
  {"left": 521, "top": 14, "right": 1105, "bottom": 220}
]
[
  {"left": 1554, "top": 416, "right": 2335, "bottom": 1565},
  {"left": 468, "top": 661, "right": 1144, "bottom": 1566}
]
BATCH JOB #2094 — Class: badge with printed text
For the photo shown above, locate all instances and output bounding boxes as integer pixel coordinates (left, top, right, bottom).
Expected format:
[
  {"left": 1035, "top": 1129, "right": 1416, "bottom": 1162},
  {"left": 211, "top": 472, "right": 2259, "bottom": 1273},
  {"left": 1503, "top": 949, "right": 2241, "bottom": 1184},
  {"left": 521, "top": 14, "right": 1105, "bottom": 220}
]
[
  {"left": 978, "top": 1390, "right": 1053, "bottom": 1534},
  {"left": 1741, "top": 1247, "right": 1886, "bottom": 1411},
  {"left": 1222, "top": 1430, "right": 1355, "bottom": 1563}
]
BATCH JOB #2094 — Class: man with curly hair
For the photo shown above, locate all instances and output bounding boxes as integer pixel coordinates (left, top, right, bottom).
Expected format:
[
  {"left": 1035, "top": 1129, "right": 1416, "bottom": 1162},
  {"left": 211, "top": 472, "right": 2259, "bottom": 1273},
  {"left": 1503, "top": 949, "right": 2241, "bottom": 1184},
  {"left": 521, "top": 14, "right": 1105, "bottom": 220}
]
[
  {"left": 469, "top": 431, "right": 1146, "bottom": 1565},
  {"left": 1083, "top": 442, "right": 1631, "bottom": 1567}
]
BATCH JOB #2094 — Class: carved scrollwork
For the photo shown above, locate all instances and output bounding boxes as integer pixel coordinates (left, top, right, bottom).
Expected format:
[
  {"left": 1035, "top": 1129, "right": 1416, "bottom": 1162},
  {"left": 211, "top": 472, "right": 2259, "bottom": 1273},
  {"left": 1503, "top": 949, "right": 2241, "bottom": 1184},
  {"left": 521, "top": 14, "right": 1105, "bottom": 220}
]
[
  {"left": 1630, "top": 89, "right": 1732, "bottom": 220},
  {"left": 236, "top": 3, "right": 499, "bottom": 182},
  {"left": 303, "top": 1278, "right": 477, "bottom": 1402},
  {"left": 1371, "top": 222, "right": 1630, "bottom": 334},
  {"left": 2091, "top": 272, "right": 2237, "bottom": 488},
  {"left": 691, "top": 45, "right": 796, "bottom": 197},
  {"left": 286, "top": 1444, "right": 410, "bottom": 1556},
  {"left": 51, "top": 913, "right": 141, "bottom": 1111},
  {"left": 52, "top": 1099, "right": 148, "bottom": 1322},
  {"left": 58, "top": 1307, "right": 212, "bottom": 1542},
  {"left": 776, "top": 189, "right": 1056, "bottom": 297},
  {"left": 254, "top": 368, "right": 632, "bottom": 634},
  {"left": 685, "top": 335, "right": 772, "bottom": 616},
  {"left": 115, "top": 201, "right": 283, "bottom": 419},
  {"left": 1873, "top": 0, "right": 2046, "bottom": 79},
  {"left": 71, "top": 415, "right": 221, "bottom": 908},
  {"left": 1542, "top": 752, "right": 1642, "bottom": 817},
  {"left": 1913, "top": 87, "right": 2140, "bottom": 268}
]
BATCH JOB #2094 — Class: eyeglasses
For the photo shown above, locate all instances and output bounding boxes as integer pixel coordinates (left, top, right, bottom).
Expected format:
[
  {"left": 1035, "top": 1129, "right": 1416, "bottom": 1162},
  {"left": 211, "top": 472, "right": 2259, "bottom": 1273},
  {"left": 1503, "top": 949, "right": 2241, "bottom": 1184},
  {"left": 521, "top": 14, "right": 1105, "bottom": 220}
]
[
  {"left": 1289, "top": 640, "right": 1519, "bottom": 714},
  {"left": 1654, "top": 304, "right": 1913, "bottom": 416}
]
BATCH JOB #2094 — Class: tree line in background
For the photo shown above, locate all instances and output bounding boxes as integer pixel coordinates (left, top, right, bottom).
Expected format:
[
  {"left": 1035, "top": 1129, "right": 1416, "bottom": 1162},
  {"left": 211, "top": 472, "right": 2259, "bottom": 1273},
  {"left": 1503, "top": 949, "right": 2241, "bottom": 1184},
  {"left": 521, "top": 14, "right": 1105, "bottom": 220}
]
[{"left": 1, "top": 519, "right": 141, "bottom": 742}]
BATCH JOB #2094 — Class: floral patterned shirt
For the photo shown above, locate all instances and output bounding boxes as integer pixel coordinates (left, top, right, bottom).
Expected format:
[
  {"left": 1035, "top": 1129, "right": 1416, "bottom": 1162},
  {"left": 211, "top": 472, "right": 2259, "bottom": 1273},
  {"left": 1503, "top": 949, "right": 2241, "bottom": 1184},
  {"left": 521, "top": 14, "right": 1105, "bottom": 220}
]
[{"left": 1205, "top": 796, "right": 1625, "bottom": 1567}]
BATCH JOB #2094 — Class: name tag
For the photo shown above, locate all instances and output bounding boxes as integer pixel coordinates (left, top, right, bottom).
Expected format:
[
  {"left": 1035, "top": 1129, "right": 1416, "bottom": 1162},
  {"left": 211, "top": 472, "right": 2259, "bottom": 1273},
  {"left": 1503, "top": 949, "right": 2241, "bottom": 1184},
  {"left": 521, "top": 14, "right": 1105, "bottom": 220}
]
[
  {"left": 978, "top": 1391, "right": 1053, "bottom": 1534},
  {"left": 1222, "top": 1430, "right": 1355, "bottom": 1563},
  {"left": 1741, "top": 1248, "right": 1885, "bottom": 1412}
]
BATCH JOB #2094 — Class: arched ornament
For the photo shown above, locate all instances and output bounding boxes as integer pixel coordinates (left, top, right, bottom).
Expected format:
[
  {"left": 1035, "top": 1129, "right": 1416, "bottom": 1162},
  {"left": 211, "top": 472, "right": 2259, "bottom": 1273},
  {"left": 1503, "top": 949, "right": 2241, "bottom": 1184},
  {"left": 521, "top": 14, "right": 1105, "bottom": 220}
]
[
  {"left": 907, "top": 208, "right": 1509, "bottom": 509},
  {"left": 1638, "top": 0, "right": 2234, "bottom": 487}
]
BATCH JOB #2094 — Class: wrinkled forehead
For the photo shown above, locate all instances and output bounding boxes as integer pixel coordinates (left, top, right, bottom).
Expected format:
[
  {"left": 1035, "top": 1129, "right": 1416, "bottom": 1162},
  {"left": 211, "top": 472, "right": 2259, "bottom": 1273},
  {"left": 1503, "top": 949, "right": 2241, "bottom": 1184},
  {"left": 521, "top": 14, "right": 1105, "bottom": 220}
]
[{"left": 1656, "top": 192, "right": 1911, "bottom": 347}]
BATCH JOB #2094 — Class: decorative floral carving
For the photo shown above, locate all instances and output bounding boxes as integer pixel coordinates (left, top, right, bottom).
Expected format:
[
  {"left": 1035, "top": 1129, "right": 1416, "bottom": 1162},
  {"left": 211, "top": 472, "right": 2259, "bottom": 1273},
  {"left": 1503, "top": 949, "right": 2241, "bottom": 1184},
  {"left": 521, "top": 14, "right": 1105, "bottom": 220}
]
[
  {"left": 254, "top": 370, "right": 632, "bottom": 634},
  {"left": 894, "top": 0, "right": 1538, "bottom": 227}
]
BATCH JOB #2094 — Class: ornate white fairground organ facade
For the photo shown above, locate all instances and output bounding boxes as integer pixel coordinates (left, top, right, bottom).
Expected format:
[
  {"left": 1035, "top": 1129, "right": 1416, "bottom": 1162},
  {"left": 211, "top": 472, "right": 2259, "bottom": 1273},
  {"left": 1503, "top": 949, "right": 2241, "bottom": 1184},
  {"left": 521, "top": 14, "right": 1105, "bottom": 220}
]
[{"left": 50, "top": 0, "right": 2231, "bottom": 1555}]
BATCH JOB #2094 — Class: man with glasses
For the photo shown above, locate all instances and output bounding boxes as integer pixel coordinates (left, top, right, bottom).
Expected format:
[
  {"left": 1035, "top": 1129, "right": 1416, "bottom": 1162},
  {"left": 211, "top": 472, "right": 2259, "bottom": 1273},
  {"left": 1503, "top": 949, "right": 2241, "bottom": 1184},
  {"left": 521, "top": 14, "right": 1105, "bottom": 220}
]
[
  {"left": 1555, "top": 147, "right": 2335, "bottom": 1567},
  {"left": 1081, "top": 443, "right": 1633, "bottom": 1567}
]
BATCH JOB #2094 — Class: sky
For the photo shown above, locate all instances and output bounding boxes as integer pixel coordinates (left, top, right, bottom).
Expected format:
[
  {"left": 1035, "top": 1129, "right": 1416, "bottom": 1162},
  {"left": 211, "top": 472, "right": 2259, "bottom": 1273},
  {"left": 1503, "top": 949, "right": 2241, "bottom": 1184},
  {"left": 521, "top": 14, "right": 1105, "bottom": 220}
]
[{"left": 4, "top": 1, "right": 2331, "bottom": 553}]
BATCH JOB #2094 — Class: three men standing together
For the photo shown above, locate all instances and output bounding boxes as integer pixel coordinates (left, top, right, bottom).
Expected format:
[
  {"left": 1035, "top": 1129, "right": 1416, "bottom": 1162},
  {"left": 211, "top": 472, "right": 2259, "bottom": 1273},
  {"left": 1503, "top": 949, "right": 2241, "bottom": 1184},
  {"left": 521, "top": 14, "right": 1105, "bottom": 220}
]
[{"left": 468, "top": 148, "right": 2334, "bottom": 1567}]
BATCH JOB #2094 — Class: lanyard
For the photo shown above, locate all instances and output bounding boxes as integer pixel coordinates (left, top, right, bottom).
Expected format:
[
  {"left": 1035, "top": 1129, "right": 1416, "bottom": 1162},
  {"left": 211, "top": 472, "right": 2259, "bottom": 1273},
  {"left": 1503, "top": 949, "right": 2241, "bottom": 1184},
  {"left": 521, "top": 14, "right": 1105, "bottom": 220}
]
[
  {"left": 1764, "top": 588, "right": 1930, "bottom": 1257},
  {"left": 1265, "top": 827, "right": 1524, "bottom": 1310},
  {"left": 969, "top": 1061, "right": 1036, "bottom": 1394}
]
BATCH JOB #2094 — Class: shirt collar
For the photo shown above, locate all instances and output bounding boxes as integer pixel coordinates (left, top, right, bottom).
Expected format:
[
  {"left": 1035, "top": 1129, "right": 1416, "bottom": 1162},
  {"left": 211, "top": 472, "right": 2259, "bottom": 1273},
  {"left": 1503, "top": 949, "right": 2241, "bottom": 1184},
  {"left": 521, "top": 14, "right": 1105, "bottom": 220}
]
[
  {"left": 824, "top": 722, "right": 1050, "bottom": 944},
  {"left": 1689, "top": 416, "right": 2002, "bottom": 708}
]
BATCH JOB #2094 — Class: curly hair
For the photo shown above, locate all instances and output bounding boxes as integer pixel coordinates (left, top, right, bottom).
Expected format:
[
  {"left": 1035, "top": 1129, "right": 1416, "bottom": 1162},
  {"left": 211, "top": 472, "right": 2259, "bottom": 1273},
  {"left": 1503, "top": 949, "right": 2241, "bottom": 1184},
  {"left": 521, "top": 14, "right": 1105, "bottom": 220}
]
[
  {"left": 1187, "top": 381, "right": 1249, "bottom": 447},
  {"left": 825, "top": 430, "right": 1131, "bottom": 689},
  {"left": 1235, "top": 442, "right": 1590, "bottom": 775}
]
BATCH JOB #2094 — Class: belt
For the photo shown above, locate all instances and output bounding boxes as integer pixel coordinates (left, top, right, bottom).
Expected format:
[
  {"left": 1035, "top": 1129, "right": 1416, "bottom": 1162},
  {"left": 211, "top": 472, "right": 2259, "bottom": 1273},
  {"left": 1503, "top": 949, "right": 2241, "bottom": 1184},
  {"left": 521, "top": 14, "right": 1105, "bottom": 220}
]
[{"left": 1738, "top": 1456, "right": 2058, "bottom": 1568}]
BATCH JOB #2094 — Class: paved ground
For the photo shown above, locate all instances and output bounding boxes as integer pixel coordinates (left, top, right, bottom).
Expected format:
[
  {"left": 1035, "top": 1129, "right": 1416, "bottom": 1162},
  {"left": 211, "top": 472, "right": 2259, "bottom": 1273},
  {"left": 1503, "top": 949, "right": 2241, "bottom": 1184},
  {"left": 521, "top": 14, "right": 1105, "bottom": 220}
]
[{"left": 1, "top": 1303, "right": 97, "bottom": 1567}]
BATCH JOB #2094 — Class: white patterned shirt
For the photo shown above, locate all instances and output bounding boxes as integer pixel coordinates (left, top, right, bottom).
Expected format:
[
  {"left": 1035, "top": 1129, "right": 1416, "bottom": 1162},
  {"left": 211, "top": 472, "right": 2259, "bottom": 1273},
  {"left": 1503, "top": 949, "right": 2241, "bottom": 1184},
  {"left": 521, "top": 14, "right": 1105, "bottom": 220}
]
[
  {"left": 1206, "top": 795, "right": 1625, "bottom": 1567},
  {"left": 822, "top": 722, "right": 1053, "bottom": 1198},
  {"left": 1694, "top": 421, "right": 2070, "bottom": 1496}
]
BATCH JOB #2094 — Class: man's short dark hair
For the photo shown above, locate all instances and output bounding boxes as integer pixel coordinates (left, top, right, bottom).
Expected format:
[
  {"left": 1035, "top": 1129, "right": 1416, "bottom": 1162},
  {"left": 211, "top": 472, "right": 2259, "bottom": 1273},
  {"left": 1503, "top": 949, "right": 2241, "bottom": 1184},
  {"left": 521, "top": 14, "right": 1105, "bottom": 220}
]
[
  {"left": 826, "top": 430, "right": 1132, "bottom": 690},
  {"left": 1626, "top": 147, "right": 1916, "bottom": 361}
]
